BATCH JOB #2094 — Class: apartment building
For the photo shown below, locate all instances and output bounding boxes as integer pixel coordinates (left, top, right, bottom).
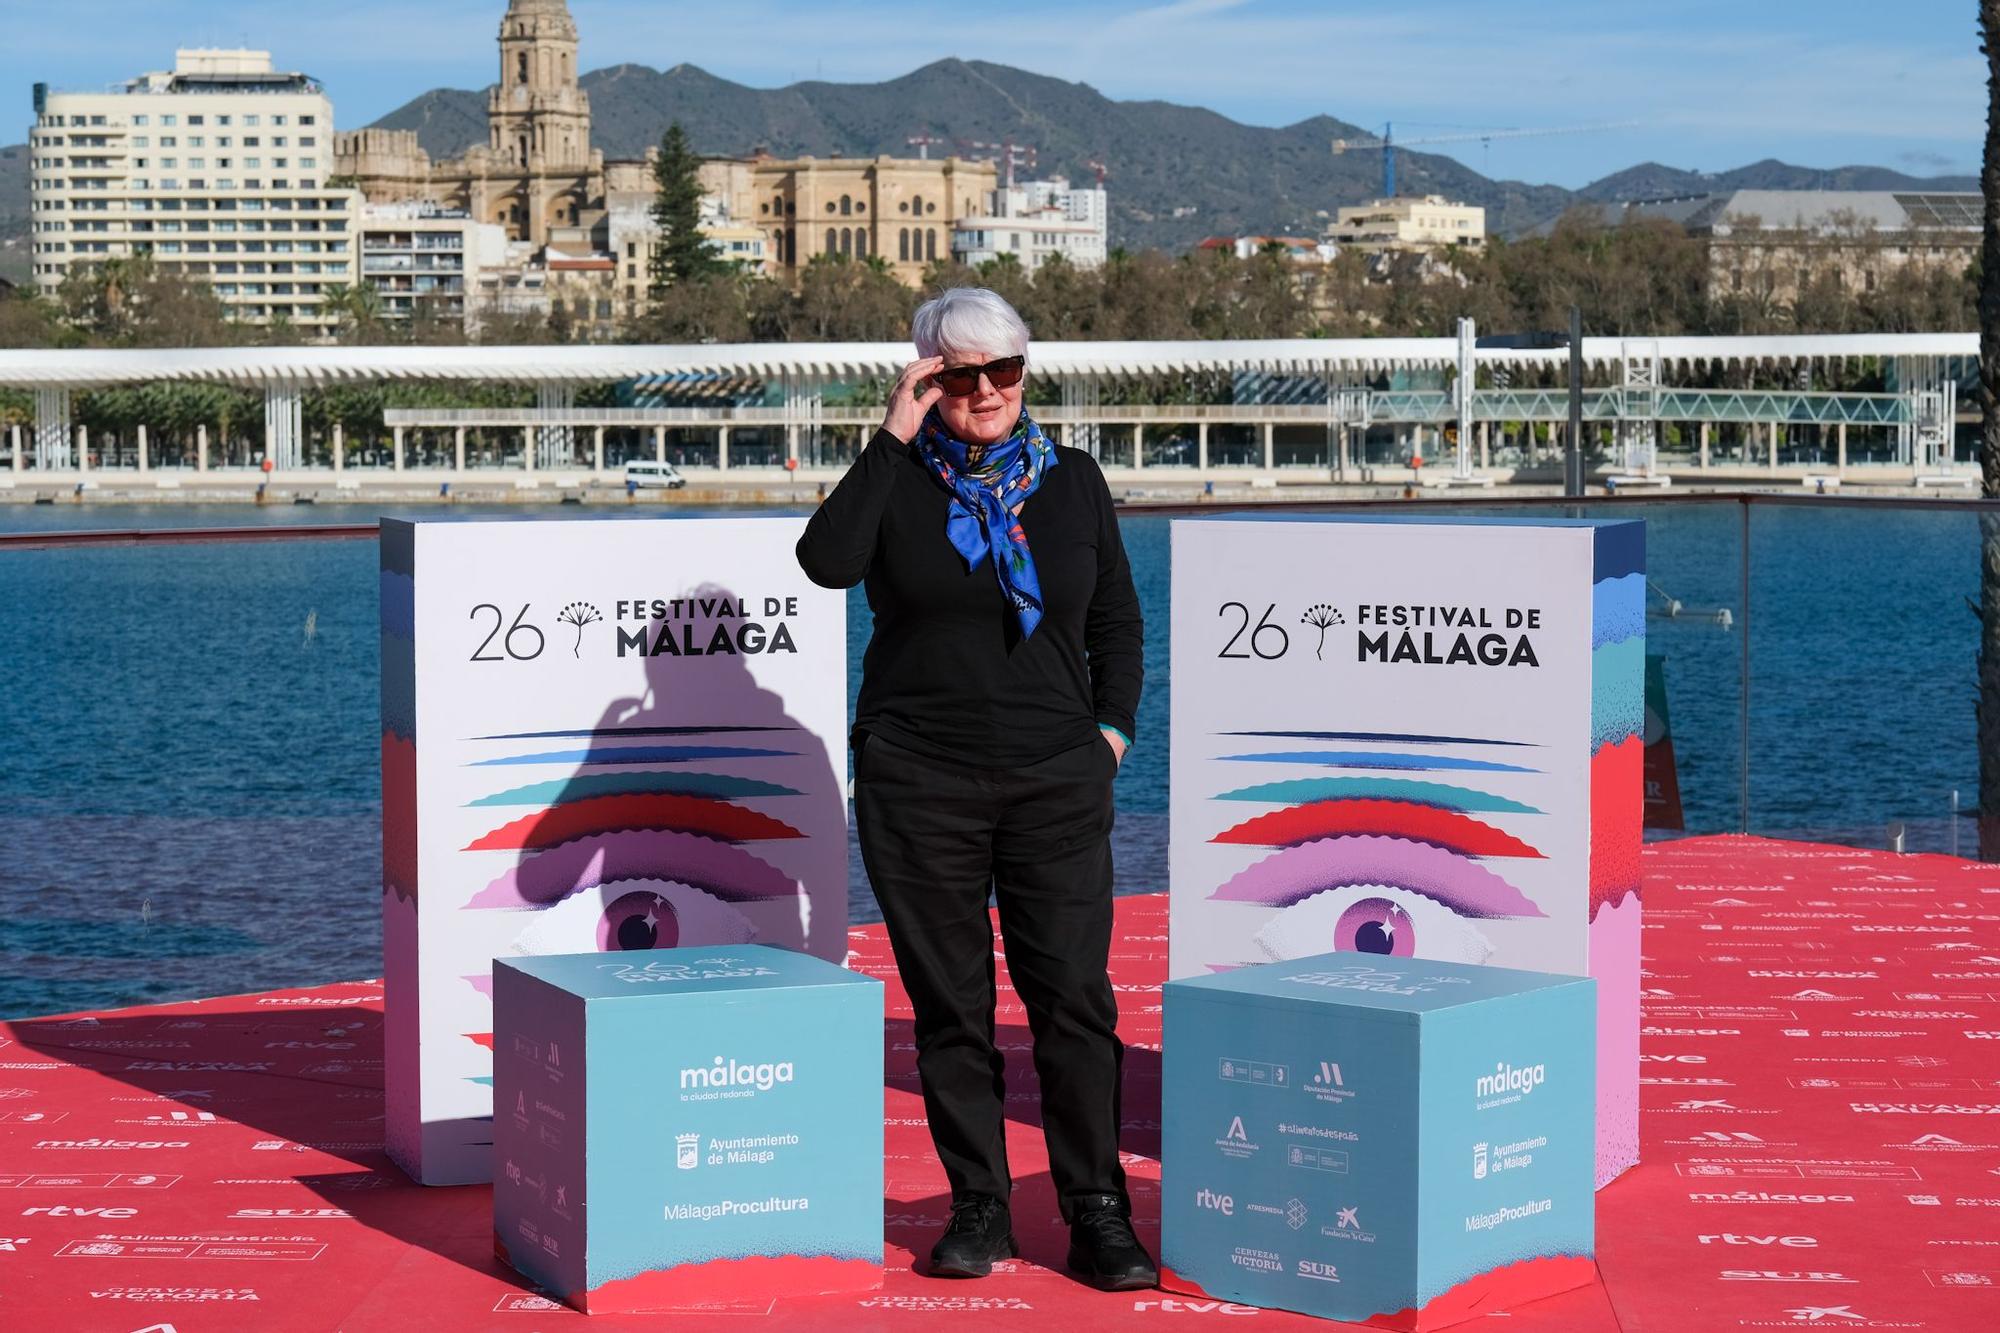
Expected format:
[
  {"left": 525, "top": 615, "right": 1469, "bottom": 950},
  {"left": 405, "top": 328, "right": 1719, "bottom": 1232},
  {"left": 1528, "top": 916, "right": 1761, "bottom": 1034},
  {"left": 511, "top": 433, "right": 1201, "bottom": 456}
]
[
  {"left": 356, "top": 202, "right": 510, "bottom": 324},
  {"left": 28, "top": 49, "right": 361, "bottom": 328},
  {"left": 953, "top": 176, "right": 1109, "bottom": 272},
  {"left": 1327, "top": 195, "right": 1486, "bottom": 254}
]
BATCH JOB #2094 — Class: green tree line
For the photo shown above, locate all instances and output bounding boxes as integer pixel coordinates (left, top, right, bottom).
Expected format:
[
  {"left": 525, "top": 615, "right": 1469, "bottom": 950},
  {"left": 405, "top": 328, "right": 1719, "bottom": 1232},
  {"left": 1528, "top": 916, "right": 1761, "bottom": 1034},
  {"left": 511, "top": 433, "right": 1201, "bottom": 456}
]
[{"left": 1, "top": 206, "right": 1973, "bottom": 435}]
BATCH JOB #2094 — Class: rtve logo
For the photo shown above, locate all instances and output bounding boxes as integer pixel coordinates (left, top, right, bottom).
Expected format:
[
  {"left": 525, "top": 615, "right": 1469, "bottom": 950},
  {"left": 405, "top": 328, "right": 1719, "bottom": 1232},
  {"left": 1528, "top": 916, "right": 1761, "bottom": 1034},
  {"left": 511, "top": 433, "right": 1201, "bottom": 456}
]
[
  {"left": 1699, "top": 1233, "right": 1819, "bottom": 1247},
  {"left": 21, "top": 1204, "right": 136, "bottom": 1218},
  {"left": 1194, "top": 1188, "right": 1235, "bottom": 1216}
]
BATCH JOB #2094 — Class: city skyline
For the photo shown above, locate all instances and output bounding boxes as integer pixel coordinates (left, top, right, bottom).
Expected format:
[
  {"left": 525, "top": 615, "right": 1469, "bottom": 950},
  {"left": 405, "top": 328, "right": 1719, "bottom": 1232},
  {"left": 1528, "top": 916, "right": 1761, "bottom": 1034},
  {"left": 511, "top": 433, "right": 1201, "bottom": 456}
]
[{"left": 3, "top": 0, "right": 1980, "bottom": 192}]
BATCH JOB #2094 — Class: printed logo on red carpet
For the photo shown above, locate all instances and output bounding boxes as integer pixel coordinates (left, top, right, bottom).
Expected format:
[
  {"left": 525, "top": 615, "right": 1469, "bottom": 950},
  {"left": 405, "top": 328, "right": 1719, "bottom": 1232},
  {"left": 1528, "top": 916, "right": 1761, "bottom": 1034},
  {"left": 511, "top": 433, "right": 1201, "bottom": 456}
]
[{"left": 88, "top": 1287, "right": 260, "bottom": 1303}]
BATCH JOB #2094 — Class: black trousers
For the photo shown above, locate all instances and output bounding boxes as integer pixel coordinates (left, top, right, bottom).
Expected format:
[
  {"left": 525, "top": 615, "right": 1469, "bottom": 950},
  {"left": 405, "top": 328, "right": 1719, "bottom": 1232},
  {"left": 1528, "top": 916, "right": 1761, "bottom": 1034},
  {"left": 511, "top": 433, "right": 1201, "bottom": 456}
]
[{"left": 854, "top": 730, "right": 1127, "bottom": 1217}]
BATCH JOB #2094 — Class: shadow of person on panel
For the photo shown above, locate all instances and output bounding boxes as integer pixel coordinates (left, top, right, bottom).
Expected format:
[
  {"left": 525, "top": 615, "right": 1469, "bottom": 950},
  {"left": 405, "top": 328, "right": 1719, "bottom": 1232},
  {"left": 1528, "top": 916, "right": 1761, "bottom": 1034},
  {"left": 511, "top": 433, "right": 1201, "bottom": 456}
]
[{"left": 472, "top": 582, "right": 847, "bottom": 967}]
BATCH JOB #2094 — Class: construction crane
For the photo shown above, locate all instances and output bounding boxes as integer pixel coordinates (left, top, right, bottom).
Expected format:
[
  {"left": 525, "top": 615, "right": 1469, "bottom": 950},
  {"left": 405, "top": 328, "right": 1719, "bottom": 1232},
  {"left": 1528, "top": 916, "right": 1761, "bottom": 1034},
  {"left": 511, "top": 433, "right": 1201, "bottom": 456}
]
[
  {"left": 1332, "top": 121, "right": 1628, "bottom": 197},
  {"left": 906, "top": 131, "right": 948, "bottom": 161}
]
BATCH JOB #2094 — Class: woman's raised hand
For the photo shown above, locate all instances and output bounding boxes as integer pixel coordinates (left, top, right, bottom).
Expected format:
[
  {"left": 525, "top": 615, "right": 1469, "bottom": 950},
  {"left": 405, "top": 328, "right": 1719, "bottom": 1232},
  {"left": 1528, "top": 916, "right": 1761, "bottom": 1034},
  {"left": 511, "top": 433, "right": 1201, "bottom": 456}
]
[{"left": 882, "top": 357, "right": 945, "bottom": 445}]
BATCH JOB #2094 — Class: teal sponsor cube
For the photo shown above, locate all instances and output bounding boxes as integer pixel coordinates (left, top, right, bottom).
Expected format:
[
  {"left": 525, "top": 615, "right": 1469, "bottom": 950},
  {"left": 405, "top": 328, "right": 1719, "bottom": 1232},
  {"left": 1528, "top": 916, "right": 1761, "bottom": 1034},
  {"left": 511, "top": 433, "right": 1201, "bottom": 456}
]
[
  {"left": 492, "top": 945, "right": 884, "bottom": 1314},
  {"left": 1161, "top": 953, "right": 1596, "bottom": 1330}
]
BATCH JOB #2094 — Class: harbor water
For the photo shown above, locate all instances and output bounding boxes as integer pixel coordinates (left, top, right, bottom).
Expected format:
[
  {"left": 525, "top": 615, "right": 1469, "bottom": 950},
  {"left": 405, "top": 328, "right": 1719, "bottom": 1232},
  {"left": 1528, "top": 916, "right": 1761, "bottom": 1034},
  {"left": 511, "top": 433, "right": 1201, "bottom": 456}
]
[{"left": 0, "top": 500, "right": 1978, "bottom": 1016}]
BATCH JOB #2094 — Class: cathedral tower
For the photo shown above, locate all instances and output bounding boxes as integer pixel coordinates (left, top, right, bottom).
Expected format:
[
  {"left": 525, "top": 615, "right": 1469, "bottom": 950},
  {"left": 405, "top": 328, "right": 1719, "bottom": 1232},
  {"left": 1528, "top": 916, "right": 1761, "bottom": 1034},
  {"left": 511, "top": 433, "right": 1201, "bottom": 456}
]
[{"left": 489, "top": 0, "right": 592, "bottom": 173}]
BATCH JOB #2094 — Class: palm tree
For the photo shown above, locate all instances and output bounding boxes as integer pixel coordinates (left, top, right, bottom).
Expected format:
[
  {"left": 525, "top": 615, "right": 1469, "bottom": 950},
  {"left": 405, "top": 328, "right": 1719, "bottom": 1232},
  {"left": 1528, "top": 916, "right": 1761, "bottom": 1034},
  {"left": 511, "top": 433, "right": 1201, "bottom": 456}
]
[{"left": 320, "top": 283, "right": 387, "bottom": 344}]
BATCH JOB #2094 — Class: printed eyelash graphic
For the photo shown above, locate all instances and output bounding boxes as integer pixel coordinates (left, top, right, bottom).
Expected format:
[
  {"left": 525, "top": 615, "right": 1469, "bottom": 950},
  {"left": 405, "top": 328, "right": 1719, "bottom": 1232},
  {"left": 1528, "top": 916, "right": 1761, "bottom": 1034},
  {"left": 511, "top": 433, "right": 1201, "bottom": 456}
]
[
  {"left": 1212, "top": 776, "right": 1543, "bottom": 815},
  {"left": 1211, "top": 835, "right": 1544, "bottom": 918},
  {"left": 467, "top": 744, "right": 798, "bottom": 767},
  {"left": 1211, "top": 835, "right": 1545, "bottom": 967},
  {"left": 1217, "top": 750, "right": 1538, "bottom": 774},
  {"left": 468, "top": 829, "right": 800, "bottom": 909},
  {"left": 469, "top": 771, "right": 801, "bottom": 806},
  {"left": 1212, "top": 798, "right": 1545, "bottom": 859},
  {"left": 463, "top": 794, "right": 804, "bottom": 851}
]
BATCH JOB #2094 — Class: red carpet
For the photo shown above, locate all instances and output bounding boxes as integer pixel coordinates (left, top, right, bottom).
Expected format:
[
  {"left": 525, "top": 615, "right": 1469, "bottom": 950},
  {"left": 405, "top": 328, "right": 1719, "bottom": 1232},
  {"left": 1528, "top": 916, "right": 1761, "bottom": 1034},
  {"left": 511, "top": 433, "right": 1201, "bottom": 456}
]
[{"left": 1, "top": 835, "right": 1996, "bottom": 1332}]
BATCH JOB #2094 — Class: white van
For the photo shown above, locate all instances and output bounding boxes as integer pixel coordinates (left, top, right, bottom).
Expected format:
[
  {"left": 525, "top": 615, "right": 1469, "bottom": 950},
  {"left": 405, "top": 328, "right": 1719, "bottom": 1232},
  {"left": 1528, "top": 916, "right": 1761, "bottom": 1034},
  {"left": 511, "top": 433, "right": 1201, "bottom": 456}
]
[{"left": 624, "top": 460, "right": 687, "bottom": 490}]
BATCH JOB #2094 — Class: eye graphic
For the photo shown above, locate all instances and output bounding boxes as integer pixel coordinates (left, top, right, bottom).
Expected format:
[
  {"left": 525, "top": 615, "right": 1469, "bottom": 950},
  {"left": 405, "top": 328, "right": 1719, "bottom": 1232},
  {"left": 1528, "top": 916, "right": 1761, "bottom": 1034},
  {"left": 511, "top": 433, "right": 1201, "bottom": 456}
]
[
  {"left": 1212, "top": 836, "right": 1542, "bottom": 918},
  {"left": 505, "top": 880, "right": 758, "bottom": 957},
  {"left": 1250, "top": 883, "right": 1493, "bottom": 965},
  {"left": 1212, "top": 835, "right": 1542, "bottom": 967},
  {"left": 603, "top": 890, "right": 680, "bottom": 951}
]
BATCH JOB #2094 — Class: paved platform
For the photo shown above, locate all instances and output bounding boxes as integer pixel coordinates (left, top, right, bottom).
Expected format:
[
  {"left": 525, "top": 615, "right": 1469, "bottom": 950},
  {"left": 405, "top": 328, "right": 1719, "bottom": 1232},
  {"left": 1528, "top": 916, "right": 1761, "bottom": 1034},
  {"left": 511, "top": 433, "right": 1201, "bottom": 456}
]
[{"left": 0, "top": 835, "right": 1996, "bottom": 1331}]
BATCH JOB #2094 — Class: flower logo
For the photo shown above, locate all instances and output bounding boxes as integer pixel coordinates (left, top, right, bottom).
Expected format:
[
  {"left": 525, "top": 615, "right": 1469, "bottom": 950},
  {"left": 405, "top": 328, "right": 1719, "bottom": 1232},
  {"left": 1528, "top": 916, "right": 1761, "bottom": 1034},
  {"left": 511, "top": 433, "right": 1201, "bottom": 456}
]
[
  {"left": 1301, "top": 603, "right": 1345, "bottom": 660},
  {"left": 557, "top": 601, "right": 602, "bottom": 658}
]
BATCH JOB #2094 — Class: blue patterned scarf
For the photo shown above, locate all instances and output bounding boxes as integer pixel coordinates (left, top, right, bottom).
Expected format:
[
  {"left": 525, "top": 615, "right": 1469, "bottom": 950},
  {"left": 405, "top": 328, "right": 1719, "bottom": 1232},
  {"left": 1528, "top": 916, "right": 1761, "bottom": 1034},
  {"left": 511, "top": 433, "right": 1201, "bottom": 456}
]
[{"left": 913, "top": 408, "right": 1060, "bottom": 638}]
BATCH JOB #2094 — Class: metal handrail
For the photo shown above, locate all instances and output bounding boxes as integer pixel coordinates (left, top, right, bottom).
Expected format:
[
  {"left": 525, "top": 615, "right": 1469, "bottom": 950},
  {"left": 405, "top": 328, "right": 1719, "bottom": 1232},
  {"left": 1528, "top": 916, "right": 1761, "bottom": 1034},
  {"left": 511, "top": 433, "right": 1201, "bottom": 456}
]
[
  {"left": 7, "top": 491, "right": 2000, "bottom": 553},
  {"left": 0, "top": 523, "right": 378, "bottom": 550}
]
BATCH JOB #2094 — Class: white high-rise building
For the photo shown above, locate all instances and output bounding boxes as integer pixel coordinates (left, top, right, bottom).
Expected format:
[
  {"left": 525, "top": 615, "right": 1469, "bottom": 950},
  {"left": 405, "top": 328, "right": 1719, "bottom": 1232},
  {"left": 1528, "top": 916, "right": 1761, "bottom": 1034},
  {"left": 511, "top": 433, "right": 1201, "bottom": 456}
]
[
  {"left": 28, "top": 48, "right": 361, "bottom": 329},
  {"left": 952, "top": 177, "right": 1108, "bottom": 272},
  {"left": 356, "top": 202, "right": 510, "bottom": 326}
]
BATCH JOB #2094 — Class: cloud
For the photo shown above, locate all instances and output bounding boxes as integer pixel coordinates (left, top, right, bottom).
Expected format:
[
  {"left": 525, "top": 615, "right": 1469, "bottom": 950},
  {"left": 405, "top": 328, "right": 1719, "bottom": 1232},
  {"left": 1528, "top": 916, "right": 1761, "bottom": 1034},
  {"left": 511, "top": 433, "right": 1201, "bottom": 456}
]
[
  {"left": 1898, "top": 149, "right": 1962, "bottom": 172},
  {"left": 1123, "top": 0, "right": 1256, "bottom": 20}
]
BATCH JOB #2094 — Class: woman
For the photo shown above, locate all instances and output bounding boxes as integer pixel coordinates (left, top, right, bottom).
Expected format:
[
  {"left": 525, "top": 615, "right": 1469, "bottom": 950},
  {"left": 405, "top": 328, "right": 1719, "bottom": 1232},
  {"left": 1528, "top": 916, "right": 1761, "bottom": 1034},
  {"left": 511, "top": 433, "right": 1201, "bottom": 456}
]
[{"left": 796, "top": 287, "right": 1152, "bottom": 1290}]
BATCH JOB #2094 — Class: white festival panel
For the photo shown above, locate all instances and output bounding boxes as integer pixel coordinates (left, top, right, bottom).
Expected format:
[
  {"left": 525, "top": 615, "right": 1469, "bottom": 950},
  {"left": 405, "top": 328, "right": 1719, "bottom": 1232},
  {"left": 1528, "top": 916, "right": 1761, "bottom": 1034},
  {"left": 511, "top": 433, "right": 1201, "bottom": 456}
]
[
  {"left": 1168, "top": 515, "right": 1644, "bottom": 1186},
  {"left": 380, "top": 517, "right": 848, "bottom": 1186}
]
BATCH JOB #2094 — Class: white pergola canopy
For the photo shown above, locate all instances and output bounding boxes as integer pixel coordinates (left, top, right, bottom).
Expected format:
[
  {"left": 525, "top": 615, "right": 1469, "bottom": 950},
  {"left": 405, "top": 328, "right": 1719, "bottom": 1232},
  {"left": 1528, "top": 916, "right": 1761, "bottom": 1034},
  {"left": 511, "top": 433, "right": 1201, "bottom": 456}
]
[{"left": 0, "top": 333, "right": 1976, "bottom": 391}]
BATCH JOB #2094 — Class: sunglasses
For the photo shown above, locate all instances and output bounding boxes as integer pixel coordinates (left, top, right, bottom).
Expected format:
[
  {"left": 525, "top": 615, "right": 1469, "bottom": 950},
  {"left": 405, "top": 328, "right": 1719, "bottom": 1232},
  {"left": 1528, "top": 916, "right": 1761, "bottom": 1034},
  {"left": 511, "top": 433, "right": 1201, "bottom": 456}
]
[{"left": 932, "top": 356, "right": 1026, "bottom": 398}]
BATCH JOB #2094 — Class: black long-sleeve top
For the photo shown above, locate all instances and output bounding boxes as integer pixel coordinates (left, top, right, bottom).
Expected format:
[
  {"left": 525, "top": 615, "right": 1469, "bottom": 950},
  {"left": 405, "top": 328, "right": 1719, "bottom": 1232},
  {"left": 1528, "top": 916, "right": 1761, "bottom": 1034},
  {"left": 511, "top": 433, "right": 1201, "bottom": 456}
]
[{"left": 797, "top": 428, "right": 1144, "bottom": 768}]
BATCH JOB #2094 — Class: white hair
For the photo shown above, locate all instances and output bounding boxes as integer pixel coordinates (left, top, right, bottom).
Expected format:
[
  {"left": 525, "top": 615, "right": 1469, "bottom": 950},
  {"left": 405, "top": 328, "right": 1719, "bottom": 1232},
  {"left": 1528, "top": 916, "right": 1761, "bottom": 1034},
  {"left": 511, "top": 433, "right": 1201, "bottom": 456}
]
[{"left": 911, "top": 287, "right": 1031, "bottom": 362}]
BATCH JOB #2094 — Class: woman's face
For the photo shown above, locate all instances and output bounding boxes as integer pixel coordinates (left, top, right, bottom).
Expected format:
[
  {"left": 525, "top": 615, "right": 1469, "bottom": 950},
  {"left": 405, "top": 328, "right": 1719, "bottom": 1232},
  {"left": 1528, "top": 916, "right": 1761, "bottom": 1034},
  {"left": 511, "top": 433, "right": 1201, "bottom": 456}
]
[{"left": 934, "top": 346, "right": 1024, "bottom": 447}]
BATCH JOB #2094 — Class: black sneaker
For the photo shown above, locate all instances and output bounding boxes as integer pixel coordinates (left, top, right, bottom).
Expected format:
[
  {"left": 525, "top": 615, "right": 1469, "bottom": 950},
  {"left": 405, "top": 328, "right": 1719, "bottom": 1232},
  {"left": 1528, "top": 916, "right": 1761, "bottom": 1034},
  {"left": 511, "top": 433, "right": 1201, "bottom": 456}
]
[
  {"left": 928, "top": 1195, "right": 1017, "bottom": 1279},
  {"left": 1066, "top": 1193, "right": 1159, "bottom": 1291}
]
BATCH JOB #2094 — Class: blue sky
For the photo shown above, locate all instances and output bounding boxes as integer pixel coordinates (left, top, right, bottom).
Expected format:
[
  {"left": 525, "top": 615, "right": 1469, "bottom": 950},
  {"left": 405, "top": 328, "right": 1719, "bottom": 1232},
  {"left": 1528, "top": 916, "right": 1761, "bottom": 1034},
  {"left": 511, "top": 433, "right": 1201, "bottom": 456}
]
[{"left": 5, "top": 0, "right": 1981, "bottom": 188}]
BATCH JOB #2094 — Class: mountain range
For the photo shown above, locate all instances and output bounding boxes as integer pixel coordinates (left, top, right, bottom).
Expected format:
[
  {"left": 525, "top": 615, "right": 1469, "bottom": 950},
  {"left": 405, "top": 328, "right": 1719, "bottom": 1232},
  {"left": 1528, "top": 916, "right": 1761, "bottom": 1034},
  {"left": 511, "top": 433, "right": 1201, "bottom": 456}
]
[
  {"left": 365, "top": 59, "right": 1973, "bottom": 251},
  {"left": 0, "top": 57, "right": 1976, "bottom": 283}
]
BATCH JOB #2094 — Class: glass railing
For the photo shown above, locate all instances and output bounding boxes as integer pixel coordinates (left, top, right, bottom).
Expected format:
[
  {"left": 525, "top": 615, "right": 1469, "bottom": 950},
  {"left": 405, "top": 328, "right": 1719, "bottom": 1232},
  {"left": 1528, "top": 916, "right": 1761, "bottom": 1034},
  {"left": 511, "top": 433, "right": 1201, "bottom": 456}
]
[{"left": 0, "top": 492, "right": 1987, "bottom": 1019}]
